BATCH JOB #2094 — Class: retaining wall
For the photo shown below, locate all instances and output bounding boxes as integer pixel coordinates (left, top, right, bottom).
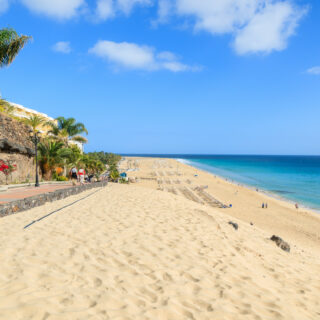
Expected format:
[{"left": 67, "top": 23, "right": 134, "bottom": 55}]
[{"left": 0, "top": 181, "right": 108, "bottom": 218}]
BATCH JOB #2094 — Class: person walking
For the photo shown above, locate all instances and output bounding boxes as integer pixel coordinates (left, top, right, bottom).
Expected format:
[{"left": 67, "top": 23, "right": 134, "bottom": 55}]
[
  {"left": 265, "top": 203, "right": 268, "bottom": 209},
  {"left": 262, "top": 203, "right": 265, "bottom": 209},
  {"left": 78, "top": 168, "right": 86, "bottom": 185},
  {"left": 70, "top": 167, "right": 78, "bottom": 185}
]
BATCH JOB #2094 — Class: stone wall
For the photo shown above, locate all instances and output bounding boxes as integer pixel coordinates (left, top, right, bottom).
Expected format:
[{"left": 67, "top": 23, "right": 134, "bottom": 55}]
[
  {"left": 0, "top": 181, "right": 108, "bottom": 218},
  {"left": 0, "top": 112, "right": 35, "bottom": 184}
]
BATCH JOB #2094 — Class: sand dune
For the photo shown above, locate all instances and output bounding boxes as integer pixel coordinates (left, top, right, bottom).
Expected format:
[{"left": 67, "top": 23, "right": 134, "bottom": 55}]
[{"left": 0, "top": 182, "right": 319, "bottom": 319}]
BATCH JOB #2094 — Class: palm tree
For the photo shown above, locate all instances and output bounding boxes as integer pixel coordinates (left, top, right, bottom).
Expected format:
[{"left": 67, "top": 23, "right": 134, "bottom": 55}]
[
  {"left": 38, "top": 139, "right": 71, "bottom": 180},
  {"left": 81, "top": 155, "right": 105, "bottom": 176},
  {"left": 66, "top": 145, "right": 83, "bottom": 168},
  {"left": 23, "top": 115, "right": 45, "bottom": 133},
  {"left": 48, "top": 116, "right": 88, "bottom": 146},
  {"left": 0, "top": 28, "right": 31, "bottom": 67}
]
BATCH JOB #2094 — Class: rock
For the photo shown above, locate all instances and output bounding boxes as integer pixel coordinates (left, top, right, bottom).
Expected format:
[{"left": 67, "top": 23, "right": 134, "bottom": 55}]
[
  {"left": 270, "top": 235, "right": 290, "bottom": 252},
  {"left": 228, "top": 221, "right": 238, "bottom": 230}
]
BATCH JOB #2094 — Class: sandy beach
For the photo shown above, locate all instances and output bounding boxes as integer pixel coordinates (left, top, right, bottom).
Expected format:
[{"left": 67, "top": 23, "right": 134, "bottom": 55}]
[{"left": 0, "top": 157, "right": 319, "bottom": 319}]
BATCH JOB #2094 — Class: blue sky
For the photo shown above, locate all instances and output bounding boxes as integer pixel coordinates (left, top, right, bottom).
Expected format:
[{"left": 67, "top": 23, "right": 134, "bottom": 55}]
[{"left": 0, "top": 0, "right": 319, "bottom": 155}]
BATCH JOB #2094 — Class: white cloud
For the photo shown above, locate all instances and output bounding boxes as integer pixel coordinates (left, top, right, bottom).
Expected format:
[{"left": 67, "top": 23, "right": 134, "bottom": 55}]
[
  {"left": 20, "top": 0, "right": 86, "bottom": 19},
  {"left": 234, "top": 2, "right": 305, "bottom": 54},
  {"left": 95, "top": 0, "right": 114, "bottom": 21},
  {"left": 176, "top": 0, "right": 260, "bottom": 34},
  {"left": 307, "top": 66, "right": 320, "bottom": 75},
  {"left": 94, "top": 0, "right": 152, "bottom": 20},
  {"left": 0, "top": 0, "right": 9, "bottom": 14},
  {"left": 89, "top": 40, "right": 194, "bottom": 72},
  {"left": 117, "top": 0, "right": 151, "bottom": 15},
  {"left": 157, "top": 0, "right": 172, "bottom": 23},
  {"left": 162, "top": 0, "right": 307, "bottom": 55},
  {"left": 157, "top": 51, "right": 177, "bottom": 61},
  {"left": 90, "top": 40, "right": 155, "bottom": 70},
  {"left": 52, "top": 41, "right": 72, "bottom": 54}
]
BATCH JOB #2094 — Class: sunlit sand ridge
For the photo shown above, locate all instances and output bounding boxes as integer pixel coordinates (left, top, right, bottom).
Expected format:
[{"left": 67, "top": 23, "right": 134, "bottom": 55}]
[{"left": 0, "top": 159, "right": 319, "bottom": 319}]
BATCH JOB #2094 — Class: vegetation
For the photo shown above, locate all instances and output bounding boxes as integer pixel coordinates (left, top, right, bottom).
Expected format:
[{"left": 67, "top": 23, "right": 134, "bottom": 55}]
[
  {"left": 0, "top": 99, "right": 15, "bottom": 116},
  {"left": 28, "top": 117, "right": 106, "bottom": 181},
  {"left": 37, "top": 140, "right": 71, "bottom": 180},
  {"left": 86, "top": 151, "right": 121, "bottom": 167},
  {"left": 1, "top": 106, "right": 119, "bottom": 183},
  {"left": 54, "top": 175, "right": 69, "bottom": 182},
  {"left": 86, "top": 151, "right": 122, "bottom": 182},
  {"left": 0, "top": 28, "right": 31, "bottom": 67},
  {"left": 0, "top": 160, "right": 17, "bottom": 184},
  {"left": 23, "top": 114, "right": 45, "bottom": 132},
  {"left": 48, "top": 116, "right": 88, "bottom": 146}
]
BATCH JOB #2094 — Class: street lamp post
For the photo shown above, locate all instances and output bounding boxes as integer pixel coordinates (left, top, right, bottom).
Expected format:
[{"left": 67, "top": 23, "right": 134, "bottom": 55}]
[{"left": 29, "top": 130, "right": 41, "bottom": 187}]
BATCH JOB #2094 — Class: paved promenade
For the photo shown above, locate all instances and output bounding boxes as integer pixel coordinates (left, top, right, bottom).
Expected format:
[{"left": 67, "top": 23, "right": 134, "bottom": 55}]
[{"left": 0, "top": 183, "right": 73, "bottom": 204}]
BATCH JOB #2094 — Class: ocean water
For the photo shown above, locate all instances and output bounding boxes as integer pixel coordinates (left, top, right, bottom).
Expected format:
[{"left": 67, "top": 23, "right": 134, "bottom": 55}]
[{"left": 124, "top": 155, "right": 320, "bottom": 210}]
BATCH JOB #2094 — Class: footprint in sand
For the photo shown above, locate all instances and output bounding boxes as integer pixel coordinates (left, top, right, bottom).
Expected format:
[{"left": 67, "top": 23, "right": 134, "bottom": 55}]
[
  {"left": 94, "top": 277, "right": 102, "bottom": 288},
  {"left": 163, "top": 272, "right": 173, "bottom": 281}
]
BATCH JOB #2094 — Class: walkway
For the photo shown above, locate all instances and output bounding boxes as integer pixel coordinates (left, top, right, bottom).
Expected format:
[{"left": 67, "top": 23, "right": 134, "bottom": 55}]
[{"left": 0, "top": 183, "right": 73, "bottom": 204}]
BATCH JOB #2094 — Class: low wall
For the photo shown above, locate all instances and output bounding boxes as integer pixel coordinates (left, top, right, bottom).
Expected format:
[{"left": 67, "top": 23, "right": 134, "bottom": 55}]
[{"left": 0, "top": 181, "right": 108, "bottom": 218}]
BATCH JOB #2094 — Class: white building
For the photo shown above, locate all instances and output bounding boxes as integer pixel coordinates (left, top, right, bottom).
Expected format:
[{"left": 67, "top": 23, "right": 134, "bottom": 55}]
[{"left": 8, "top": 102, "right": 85, "bottom": 152}]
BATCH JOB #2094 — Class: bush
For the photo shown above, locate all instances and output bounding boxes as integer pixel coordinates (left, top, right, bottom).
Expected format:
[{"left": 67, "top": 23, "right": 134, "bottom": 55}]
[
  {"left": 109, "top": 169, "right": 120, "bottom": 182},
  {"left": 55, "top": 175, "right": 69, "bottom": 181}
]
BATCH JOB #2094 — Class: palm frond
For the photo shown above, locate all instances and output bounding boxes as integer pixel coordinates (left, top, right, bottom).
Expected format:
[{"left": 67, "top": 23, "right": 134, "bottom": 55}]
[
  {"left": 23, "top": 115, "right": 45, "bottom": 132},
  {"left": 70, "top": 135, "right": 88, "bottom": 144},
  {"left": 0, "top": 28, "right": 31, "bottom": 67}
]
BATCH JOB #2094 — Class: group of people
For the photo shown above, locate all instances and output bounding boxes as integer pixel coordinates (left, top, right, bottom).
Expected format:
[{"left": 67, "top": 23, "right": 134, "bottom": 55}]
[
  {"left": 262, "top": 202, "right": 268, "bottom": 209},
  {"left": 70, "top": 167, "right": 86, "bottom": 185}
]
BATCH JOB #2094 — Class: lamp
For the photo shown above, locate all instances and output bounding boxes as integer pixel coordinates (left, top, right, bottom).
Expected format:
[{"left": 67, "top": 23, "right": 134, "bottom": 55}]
[{"left": 30, "top": 130, "right": 41, "bottom": 187}]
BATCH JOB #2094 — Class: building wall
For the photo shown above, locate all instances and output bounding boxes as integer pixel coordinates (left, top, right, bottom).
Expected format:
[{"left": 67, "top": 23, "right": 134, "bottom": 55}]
[
  {"left": 0, "top": 112, "right": 36, "bottom": 185},
  {"left": 8, "top": 101, "right": 56, "bottom": 134}
]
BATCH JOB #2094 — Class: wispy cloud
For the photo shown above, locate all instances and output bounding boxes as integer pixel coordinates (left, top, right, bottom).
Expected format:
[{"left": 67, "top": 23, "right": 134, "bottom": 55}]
[
  {"left": 94, "top": 0, "right": 114, "bottom": 21},
  {"left": 172, "top": 0, "right": 307, "bottom": 55},
  {"left": 307, "top": 66, "right": 320, "bottom": 75},
  {"left": 93, "top": 0, "right": 152, "bottom": 21},
  {"left": 0, "top": 0, "right": 9, "bottom": 14},
  {"left": 117, "top": 0, "right": 151, "bottom": 15},
  {"left": 52, "top": 41, "right": 72, "bottom": 54},
  {"left": 89, "top": 40, "right": 198, "bottom": 72},
  {"left": 20, "top": 0, "right": 86, "bottom": 19}
]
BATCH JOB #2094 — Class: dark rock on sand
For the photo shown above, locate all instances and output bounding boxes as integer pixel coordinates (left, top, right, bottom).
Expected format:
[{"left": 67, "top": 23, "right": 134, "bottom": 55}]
[
  {"left": 270, "top": 235, "right": 290, "bottom": 252},
  {"left": 228, "top": 221, "right": 238, "bottom": 230}
]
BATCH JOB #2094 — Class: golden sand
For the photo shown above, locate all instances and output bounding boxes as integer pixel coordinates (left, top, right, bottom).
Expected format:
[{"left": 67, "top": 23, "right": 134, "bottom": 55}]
[{"left": 0, "top": 157, "right": 319, "bottom": 319}]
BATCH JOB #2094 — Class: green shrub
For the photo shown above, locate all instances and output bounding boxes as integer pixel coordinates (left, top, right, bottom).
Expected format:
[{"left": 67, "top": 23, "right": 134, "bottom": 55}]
[{"left": 55, "top": 175, "right": 69, "bottom": 181}]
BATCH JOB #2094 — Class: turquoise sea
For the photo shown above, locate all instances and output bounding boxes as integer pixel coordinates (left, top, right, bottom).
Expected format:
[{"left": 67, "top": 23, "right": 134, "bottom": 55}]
[{"left": 125, "top": 155, "right": 320, "bottom": 211}]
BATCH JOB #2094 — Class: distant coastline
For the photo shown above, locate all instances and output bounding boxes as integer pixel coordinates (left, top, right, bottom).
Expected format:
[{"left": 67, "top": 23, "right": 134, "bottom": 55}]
[
  {"left": 176, "top": 158, "right": 320, "bottom": 214},
  {"left": 122, "top": 154, "right": 320, "bottom": 211}
]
